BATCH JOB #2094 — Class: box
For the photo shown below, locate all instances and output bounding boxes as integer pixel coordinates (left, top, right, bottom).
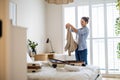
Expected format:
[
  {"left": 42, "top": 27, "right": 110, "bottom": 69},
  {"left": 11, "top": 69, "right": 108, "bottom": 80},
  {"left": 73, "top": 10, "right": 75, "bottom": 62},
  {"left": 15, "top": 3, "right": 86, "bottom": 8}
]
[{"left": 34, "top": 53, "right": 54, "bottom": 61}]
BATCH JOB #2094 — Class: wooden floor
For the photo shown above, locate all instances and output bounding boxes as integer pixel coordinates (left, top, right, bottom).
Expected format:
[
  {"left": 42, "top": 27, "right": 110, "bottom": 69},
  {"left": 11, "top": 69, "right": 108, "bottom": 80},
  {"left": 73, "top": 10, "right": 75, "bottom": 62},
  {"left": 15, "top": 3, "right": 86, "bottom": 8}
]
[{"left": 103, "top": 78, "right": 120, "bottom": 80}]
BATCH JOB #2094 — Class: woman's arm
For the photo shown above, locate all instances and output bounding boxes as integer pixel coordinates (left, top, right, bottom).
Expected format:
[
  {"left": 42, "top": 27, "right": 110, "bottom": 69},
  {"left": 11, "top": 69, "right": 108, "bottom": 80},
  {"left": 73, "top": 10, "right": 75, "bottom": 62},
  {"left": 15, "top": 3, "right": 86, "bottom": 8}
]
[{"left": 66, "top": 23, "right": 78, "bottom": 33}]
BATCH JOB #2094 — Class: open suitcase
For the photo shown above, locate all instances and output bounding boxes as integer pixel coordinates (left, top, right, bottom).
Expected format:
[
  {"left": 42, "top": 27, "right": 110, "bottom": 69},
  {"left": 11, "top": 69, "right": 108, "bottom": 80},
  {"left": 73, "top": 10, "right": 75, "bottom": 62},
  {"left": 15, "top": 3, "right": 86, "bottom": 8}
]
[{"left": 48, "top": 58, "right": 85, "bottom": 68}]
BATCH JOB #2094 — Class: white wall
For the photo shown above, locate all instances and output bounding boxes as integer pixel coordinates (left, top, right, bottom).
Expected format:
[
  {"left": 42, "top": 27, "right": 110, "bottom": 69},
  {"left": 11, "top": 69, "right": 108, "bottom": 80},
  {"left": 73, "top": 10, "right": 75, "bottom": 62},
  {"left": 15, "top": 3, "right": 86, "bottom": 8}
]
[
  {"left": 46, "top": 4, "right": 64, "bottom": 53},
  {"left": 10, "top": 0, "right": 47, "bottom": 53}
]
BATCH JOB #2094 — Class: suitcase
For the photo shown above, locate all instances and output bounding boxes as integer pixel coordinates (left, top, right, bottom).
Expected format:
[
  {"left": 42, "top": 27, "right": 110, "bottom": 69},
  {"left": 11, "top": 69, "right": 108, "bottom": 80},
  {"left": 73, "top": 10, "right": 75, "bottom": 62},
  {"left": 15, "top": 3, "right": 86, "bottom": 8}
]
[{"left": 48, "top": 59, "right": 85, "bottom": 68}]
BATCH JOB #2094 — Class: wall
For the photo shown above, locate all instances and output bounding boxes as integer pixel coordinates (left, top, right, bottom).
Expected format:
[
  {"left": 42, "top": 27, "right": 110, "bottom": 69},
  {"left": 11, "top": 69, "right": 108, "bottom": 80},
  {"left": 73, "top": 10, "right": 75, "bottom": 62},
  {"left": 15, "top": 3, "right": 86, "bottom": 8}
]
[
  {"left": 0, "top": 0, "right": 11, "bottom": 80},
  {"left": 46, "top": 4, "right": 64, "bottom": 53},
  {"left": 10, "top": 0, "right": 47, "bottom": 53}
]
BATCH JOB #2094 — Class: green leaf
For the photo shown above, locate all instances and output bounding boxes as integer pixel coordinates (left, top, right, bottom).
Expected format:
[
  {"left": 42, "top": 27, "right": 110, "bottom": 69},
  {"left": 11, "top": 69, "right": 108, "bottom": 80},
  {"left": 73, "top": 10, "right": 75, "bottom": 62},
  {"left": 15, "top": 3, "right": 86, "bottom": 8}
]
[{"left": 28, "top": 39, "right": 38, "bottom": 49}]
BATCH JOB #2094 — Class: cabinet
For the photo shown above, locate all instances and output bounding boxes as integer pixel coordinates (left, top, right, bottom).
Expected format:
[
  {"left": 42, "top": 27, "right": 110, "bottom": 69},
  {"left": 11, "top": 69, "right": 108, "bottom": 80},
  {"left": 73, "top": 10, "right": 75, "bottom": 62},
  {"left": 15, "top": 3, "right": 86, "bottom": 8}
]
[
  {"left": 10, "top": 26, "right": 27, "bottom": 80},
  {"left": 34, "top": 53, "right": 54, "bottom": 61}
]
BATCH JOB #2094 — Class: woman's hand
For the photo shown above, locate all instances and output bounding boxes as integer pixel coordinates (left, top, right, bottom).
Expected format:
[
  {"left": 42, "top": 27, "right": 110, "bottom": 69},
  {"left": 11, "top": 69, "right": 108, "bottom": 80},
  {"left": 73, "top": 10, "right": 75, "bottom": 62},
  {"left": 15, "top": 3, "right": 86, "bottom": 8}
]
[
  {"left": 66, "top": 23, "right": 78, "bottom": 33},
  {"left": 66, "top": 23, "right": 71, "bottom": 29}
]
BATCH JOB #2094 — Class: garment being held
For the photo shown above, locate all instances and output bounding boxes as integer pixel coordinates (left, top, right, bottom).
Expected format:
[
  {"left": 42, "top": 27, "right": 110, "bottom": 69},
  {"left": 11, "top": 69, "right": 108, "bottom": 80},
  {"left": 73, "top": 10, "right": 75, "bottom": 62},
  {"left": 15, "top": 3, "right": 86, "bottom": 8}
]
[{"left": 65, "top": 28, "right": 77, "bottom": 56}]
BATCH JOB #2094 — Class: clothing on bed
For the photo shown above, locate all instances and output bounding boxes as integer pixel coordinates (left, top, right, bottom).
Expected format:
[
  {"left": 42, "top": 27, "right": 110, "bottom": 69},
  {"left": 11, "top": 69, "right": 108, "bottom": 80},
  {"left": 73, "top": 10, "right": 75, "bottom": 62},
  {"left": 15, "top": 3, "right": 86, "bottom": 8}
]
[
  {"left": 64, "top": 64, "right": 80, "bottom": 72},
  {"left": 27, "top": 63, "right": 41, "bottom": 73}
]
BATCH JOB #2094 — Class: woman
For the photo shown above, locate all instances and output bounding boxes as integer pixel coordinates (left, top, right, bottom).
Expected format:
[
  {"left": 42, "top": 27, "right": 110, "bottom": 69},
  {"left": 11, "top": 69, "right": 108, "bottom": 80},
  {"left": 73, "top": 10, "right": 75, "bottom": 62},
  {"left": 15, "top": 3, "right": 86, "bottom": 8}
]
[{"left": 66, "top": 17, "right": 89, "bottom": 65}]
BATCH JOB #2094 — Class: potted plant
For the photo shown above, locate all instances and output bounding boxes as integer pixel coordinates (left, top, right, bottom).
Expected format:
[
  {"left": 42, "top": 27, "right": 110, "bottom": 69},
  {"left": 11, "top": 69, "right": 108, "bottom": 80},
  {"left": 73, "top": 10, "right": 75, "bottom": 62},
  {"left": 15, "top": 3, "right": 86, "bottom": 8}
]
[
  {"left": 28, "top": 39, "right": 38, "bottom": 55},
  {"left": 115, "top": 0, "right": 120, "bottom": 59}
]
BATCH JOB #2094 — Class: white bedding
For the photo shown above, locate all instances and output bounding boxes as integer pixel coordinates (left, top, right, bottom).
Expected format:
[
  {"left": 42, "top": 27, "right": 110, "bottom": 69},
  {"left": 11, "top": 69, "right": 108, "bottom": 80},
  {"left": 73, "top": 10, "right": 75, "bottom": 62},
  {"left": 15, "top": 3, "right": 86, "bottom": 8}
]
[{"left": 27, "top": 65, "right": 102, "bottom": 80}]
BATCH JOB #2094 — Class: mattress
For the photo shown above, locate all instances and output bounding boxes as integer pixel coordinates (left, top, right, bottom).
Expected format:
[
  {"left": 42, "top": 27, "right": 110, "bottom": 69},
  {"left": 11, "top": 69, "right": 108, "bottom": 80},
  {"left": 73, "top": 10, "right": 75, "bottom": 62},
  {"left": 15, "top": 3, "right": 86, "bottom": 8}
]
[{"left": 27, "top": 64, "right": 102, "bottom": 80}]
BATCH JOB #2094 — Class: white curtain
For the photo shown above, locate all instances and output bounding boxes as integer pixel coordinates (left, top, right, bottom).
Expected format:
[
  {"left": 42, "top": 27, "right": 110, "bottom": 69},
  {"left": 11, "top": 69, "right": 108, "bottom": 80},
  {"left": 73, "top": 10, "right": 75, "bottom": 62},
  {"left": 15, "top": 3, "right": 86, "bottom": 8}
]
[{"left": 45, "top": 0, "right": 74, "bottom": 4}]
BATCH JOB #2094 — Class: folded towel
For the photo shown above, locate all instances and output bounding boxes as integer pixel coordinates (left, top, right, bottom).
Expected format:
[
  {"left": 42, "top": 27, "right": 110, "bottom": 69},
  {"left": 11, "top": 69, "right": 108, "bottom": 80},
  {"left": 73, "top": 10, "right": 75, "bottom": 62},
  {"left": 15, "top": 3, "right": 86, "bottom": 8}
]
[{"left": 64, "top": 64, "right": 80, "bottom": 72}]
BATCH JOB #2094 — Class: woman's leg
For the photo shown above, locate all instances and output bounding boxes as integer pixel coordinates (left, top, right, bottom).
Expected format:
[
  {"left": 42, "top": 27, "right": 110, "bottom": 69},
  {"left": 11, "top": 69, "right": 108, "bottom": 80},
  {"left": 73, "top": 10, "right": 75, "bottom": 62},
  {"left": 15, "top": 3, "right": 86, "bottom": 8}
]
[
  {"left": 75, "top": 48, "right": 80, "bottom": 61},
  {"left": 84, "top": 49, "right": 88, "bottom": 64},
  {"left": 80, "top": 49, "right": 88, "bottom": 65}
]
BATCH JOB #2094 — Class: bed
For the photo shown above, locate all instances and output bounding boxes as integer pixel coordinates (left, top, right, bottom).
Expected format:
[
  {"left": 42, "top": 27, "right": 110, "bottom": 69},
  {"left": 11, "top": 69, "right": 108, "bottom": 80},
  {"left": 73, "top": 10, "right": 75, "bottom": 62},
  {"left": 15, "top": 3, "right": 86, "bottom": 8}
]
[
  {"left": 27, "top": 54, "right": 102, "bottom": 80},
  {"left": 27, "top": 63, "right": 102, "bottom": 80}
]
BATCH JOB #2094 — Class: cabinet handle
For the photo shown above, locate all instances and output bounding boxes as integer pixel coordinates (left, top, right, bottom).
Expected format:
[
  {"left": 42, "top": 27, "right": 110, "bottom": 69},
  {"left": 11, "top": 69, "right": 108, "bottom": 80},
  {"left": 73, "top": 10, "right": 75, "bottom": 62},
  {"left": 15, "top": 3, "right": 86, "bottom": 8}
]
[{"left": 0, "top": 20, "right": 2, "bottom": 38}]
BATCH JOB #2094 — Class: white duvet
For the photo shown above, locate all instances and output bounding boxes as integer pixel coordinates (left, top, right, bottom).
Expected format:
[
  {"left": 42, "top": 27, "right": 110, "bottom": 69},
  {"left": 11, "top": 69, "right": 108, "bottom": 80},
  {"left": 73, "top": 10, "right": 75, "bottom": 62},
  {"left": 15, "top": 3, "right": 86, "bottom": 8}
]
[{"left": 27, "top": 65, "right": 102, "bottom": 80}]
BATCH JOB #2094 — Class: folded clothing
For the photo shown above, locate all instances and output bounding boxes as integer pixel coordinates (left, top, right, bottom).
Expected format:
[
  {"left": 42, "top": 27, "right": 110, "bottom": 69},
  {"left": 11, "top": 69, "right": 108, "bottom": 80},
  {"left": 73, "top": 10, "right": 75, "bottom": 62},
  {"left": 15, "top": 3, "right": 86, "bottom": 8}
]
[
  {"left": 27, "top": 62, "right": 41, "bottom": 73},
  {"left": 64, "top": 64, "right": 80, "bottom": 72}
]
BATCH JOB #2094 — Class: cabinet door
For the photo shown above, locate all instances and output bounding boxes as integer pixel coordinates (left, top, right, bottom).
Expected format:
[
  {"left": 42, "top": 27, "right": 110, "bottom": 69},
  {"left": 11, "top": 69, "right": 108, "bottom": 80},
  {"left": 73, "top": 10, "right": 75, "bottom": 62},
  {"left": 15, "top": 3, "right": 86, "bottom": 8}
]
[{"left": 11, "top": 26, "right": 27, "bottom": 80}]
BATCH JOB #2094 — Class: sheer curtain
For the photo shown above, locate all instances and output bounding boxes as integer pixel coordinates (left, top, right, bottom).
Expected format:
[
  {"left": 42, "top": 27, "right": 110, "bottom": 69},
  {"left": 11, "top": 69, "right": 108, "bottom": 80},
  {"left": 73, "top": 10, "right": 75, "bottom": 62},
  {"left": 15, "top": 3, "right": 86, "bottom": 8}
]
[{"left": 45, "top": 0, "right": 74, "bottom": 4}]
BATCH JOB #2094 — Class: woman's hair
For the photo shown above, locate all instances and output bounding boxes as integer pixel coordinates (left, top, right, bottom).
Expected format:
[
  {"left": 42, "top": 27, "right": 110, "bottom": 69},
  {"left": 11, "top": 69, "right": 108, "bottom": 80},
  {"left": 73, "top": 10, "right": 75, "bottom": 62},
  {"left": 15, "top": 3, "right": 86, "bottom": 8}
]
[{"left": 81, "top": 17, "right": 89, "bottom": 23}]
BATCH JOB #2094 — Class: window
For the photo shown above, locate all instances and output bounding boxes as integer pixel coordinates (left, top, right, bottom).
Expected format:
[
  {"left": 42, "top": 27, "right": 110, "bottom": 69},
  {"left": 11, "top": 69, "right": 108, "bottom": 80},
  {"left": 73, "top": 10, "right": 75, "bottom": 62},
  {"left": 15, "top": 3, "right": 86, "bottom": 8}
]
[
  {"left": 63, "top": 2, "right": 120, "bottom": 75},
  {"left": 9, "top": 2, "right": 17, "bottom": 25},
  {"left": 78, "top": 6, "right": 89, "bottom": 28},
  {"left": 91, "top": 4, "right": 105, "bottom": 73},
  {"left": 64, "top": 7, "right": 76, "bottom": 55},
  {"left": 107, "top": 3, "right": 120, "bottom": 74},
  {"left": 92, "top": 4, "right": 104, "bottom": 38},
  {"left": 64, "top": 7, "right": 75, "bottom": 27}
]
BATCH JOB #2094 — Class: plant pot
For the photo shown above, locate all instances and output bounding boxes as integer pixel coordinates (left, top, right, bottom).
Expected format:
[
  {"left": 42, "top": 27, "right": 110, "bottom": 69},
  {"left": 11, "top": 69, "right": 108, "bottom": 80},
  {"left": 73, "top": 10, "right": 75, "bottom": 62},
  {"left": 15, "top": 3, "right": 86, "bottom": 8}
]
[{"left": 32, "top": 48, "right": 36, "bottom": 55}]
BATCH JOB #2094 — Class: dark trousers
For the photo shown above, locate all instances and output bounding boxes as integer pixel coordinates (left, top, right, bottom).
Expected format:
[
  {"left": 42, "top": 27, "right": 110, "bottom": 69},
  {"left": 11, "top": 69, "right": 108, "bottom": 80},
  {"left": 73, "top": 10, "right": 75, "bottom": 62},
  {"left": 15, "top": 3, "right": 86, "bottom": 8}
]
[{"left": 75, "top": 48, "right": 88, "bottom": 65}]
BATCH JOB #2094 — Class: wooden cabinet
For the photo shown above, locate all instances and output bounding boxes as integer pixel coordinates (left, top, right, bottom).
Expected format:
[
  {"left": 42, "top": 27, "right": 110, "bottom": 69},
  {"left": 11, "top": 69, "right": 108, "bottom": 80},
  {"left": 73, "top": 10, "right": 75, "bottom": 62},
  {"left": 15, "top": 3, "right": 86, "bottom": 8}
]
[
  {"left": 10, "top": 26, "right": 27, "bottom": 80},
  {"left": 34, "top": 53, "right": 54, "bottom": 61}
]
